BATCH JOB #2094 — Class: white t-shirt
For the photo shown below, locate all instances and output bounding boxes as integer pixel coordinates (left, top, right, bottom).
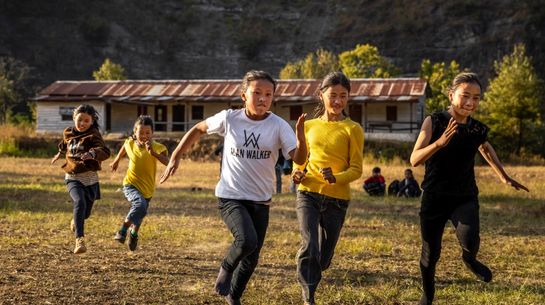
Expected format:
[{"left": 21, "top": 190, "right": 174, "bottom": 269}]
[{"left": 206, "top": 109, "right": 297, "bottom": 202}]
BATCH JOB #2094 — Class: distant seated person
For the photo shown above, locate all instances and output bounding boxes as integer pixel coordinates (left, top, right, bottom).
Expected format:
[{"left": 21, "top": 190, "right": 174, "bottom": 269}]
[
  {"left": 395, "top": 168, "right": 422, "bottom": 198},
  {"left": 363, "top": 167, "right": 386, "bottom": 196}
]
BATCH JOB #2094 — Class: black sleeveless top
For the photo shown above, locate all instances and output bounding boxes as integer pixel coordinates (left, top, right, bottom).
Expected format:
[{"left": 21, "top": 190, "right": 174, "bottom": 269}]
[{"left": 421, "top": 111, "right": 489, "bottom": 197}]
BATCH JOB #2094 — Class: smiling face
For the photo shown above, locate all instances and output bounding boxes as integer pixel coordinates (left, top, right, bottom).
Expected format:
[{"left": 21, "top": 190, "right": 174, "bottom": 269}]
[
  {"left": 320, "top": 84, "right": 349, "bottom": 118},
  {"left": 134, "top": 124, "right": 153, "bottom": 145},
  {"left": 241, "top": 79, "right": 274, "bottom": 120},
  {"left": 449, "top": 82, "right": 481, "bottom": 118},
  {"left": 73, "top": 112, "right": 93, "bottom": 133}
]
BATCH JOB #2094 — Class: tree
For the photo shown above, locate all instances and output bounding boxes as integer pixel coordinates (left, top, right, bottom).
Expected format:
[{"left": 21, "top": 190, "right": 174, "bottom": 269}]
[
  {"left": 479, "top": 43, "right": 544, "bottom": 156},
  {"left": 338, "top": 44, "right": 399, "bottom": 78},
  {"left": 0, "top": 74, "right": 16, "bottom": 124},
  {"left": 419, "top": 59, "right": 461, "bottom": 114},
  {"left": 0, "top": 57, "right": 32, "bottom": 124},
  {"left": 92, "top": 58, "right": 127, "bottom": 80},
  {"left": 279, "top": 49, "right": 339, "bottom": 79}
]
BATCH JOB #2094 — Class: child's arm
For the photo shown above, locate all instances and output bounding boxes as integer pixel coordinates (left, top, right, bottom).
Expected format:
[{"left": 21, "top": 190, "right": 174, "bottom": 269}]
[
  {"left": 288, "top": 113, "right": 308, "bottom": 165},
  {"left": 51, "top": 152, "right": 62, "bottom": 164},
  {"left": 145, "top": 141, "right": 169, "bottom": 166},
  {"left": 478, "top": 142, "right": 529, "bottom": 192},
  {"left": 410, "top": 116, "right": 457, "bottom": 167},
  {"left": 51, "top": 139, "right": 67, "bottom": 165},
  {"left": 110, "top": 145, "right": 127, "bottom": 172},
  {"left": 159, "top": 121, "right": 208, "bottom": 183},
  {"left": 86, "top": 133, "right": 111, "bottom": 161}
]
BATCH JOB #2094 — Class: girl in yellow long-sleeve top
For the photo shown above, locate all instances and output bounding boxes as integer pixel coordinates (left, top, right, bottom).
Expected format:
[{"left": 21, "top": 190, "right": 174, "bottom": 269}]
[{"left": 292, "top": 71, "right": 364, "bottom": 305}]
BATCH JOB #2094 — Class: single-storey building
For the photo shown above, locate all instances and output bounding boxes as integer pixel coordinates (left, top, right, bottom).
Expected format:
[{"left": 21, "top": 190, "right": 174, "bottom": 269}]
[{"left": 34, "top": 78, "right": 428, "bottom": 142}]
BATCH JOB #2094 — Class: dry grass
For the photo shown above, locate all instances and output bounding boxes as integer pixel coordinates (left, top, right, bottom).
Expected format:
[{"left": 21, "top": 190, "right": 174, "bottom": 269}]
[{"left": 0, "top": 157, "right": 544, "bottom": 305}]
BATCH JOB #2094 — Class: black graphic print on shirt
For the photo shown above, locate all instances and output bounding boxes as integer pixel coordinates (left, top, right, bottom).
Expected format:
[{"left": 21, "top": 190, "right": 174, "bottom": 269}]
[{"left": 230, "top": 130, "right": 272, "bottom": 160}]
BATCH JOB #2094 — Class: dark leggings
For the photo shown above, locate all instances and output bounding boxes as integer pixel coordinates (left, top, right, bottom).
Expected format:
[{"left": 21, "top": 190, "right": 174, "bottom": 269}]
[
  {"left": 419, "top": 192, "right": 482, "bottom": 304},
  {"left": 218, "top": 198, "right": 270, "bottom": 299},
  {"left": 66, "top": 180, "right": 100, "bottom": 238}
]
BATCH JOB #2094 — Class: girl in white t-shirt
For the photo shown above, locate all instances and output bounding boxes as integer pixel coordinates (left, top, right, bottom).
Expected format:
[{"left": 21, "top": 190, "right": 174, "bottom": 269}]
[{"left": 160, "top": 70, "right": 307, "bottom": 305}]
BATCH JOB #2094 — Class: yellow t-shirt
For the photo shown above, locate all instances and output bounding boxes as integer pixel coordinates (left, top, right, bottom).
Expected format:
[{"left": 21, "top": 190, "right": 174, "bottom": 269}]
[
  {"left": 297, "top": 118, "right": 364, "bottom": 200},
  {"left": 123, "top": 138, "right": 167, "bottom": 198}
]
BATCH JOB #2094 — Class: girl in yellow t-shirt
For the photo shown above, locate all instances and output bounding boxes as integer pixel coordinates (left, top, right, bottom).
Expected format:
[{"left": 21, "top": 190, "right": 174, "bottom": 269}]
[
  {"left": 110, "top": 115, "right": 169, "bottom": 251},
  {"left": 292, "top": 71, "right": 364, "bottom": 305}
]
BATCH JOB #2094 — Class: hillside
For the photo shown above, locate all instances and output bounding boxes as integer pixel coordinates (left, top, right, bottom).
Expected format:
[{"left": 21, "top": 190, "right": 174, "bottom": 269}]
[{"left": 1, "top": 0, "right": 544, "bottom": 89}]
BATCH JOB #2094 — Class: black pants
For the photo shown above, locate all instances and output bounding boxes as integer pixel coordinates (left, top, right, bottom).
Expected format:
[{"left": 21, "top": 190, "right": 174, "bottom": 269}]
[
  {"left": 419, "top": 192, "right": 481, "bottom": 304},
  {"left": 296, "top": 191, "right": 349, "bottom": 303},
  {"left": 218, "top": 198, "right": 270, "bottom": 299},
  {"left": 66, "top": 180, "right": 100, "bottom": 238}
]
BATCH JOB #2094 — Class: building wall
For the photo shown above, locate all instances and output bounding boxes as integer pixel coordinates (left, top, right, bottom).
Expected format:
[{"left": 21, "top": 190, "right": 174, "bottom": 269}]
[
  {"left": 276, "top": 103, "right": 317, "bottom": 127},
  {"left": 364, "top": 102, "right": 419, "bottom": 132},
  {"left": 109, "top": 103, "right": 136, "bottom": 133},
  {"left": 36, "top": 101, "right": 105, "bottom": 134},
  {"left": 36, "top": 99, "right": 425, "bottom": 135}
]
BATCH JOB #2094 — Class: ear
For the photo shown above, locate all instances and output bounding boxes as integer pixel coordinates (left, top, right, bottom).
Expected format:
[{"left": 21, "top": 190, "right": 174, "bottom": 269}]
[
  {"left": 240, "top": 91, "right": 247, "bottom": 103},
  {"left": 448, "top": 90, "right": 453, "bottom": 103},
  {"left": 318, "top": 91, "right": 325, "bottom": 102}
]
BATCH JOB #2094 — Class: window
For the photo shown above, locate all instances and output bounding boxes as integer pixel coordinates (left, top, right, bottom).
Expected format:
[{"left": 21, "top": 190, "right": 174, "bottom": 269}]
[
  {"left": 386, "top": 106, "right": 397, "bottom": 121},
  {"left": 192, "top": 105, "right": 204, "bottom": 120},
  {"left": 59, "top": 106, "right": 75, "bottom": 121},
  {"left": 155, "top": 105, "right": 167, "bottom": 131},
  {"left": 172, "top": 104, "right": 185, "bottom": 131},
  {"left": 137, "top": 105, "right": 148, "bottom": 116},
  {"left": 289, "top": 105, "right": 303, "bottom": 121},
  {"left": 349, "top": 104, "right": 362, "bottom": 124}
]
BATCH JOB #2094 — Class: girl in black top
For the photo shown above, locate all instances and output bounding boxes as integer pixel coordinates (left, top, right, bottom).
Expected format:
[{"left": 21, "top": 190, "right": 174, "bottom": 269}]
[{"left": 410, "top": 72, "right": 528, "bottom": 305}]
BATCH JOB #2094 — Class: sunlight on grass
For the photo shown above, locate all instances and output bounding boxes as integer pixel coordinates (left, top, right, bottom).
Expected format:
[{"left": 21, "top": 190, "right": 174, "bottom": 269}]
[{"left": 0, "top": 157, "right": 544, "bottom": 304}]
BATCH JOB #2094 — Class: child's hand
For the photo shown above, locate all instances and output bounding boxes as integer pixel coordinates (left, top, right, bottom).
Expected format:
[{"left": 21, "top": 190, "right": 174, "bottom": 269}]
[
  {"left": 145, "top": 141, "right": 153, "bottom": 154},
  {"left": 51, "top": 152, "right": 61, "bottom": 165},
  {"left": 295, "top": 113, "right": 307, "bottom": 143},
  {"left": 80, "top": 152, "right": 95, "bottom": 160},
  {"left": 110, "top": 160, "right": 119, "bottom": 172},
  {"left": 160, "top": 160, "right": 179, "bottom": 184},
  {"left": 320, "top": 167, "right": 336, "bottom": 184},
  {"left": 503, "top": 176, "right": 530, "bottom": 192},
  {"left": 292, "top": 169, "right": 306, "bottom": 184},
  {"left": 435, "top": 117, "right": 457, "bottom": 148}
]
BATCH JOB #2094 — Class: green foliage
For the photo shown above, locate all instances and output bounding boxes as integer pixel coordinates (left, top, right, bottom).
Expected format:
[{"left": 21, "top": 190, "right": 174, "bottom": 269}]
[
  {"left": 279, "top": 49, "right": 339, "bottom": 79},
  {"left": 0, "top": 74, "right": 15, "bottom": 124},
  {"left": 0, "top": 57, "right": 32, "bottom": 124},
  {"left": 479, "top": 44, "right": 545, "bottom": 156},
  {"left": 92, "top": 58, "right": 127, "bottom": 81},
  {"left": 338, "top": 44, "right": 399, "bottom": 78},
  {"left": 419, "top": 59, "right": 461, "bottom": 114}
]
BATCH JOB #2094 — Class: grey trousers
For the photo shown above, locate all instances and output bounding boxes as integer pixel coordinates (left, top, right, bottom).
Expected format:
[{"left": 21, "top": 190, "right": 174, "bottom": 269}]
[{"left": 296, "top": 191, "right": 349, "bottom": 303}]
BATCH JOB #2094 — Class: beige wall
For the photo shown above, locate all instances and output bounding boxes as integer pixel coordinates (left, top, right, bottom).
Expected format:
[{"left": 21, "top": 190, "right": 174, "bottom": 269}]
[
  {"left": 36, "top": 101, "right": 105, "bottom": 134},
  {"left": 36, "top": 99, "right": 424, "bottom": 135},
  {"left": 110, "top": 103, "right": 136, "bottom": 133}
]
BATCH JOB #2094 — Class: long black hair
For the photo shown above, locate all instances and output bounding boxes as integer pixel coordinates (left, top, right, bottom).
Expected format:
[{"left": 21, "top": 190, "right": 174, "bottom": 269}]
[
  {"left": 313, "top": 71, "right": 351, "bottom": 118},
  {"left": 73, "top": 104, "right": 100, "bottom": 129}
]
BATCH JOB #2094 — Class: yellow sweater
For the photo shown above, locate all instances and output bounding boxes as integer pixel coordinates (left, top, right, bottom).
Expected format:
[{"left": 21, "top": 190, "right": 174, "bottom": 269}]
[{"left": 297, "top": 118, "right": 364, "bottom": 200}]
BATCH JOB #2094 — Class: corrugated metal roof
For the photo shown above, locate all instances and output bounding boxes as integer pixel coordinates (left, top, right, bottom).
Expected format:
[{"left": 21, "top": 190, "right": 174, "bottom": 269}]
[{"left": 35, "top": 78, "right": 427, "bottom": 103}]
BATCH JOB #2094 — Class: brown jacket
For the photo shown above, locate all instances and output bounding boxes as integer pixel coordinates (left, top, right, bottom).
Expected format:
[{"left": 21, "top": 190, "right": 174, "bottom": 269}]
[{"left": 58, "top": 127, "right": 111, "bottom": 174}]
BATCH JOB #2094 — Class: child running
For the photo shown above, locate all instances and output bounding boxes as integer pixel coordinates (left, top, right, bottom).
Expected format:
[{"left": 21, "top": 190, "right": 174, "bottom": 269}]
[
  {"left": 110, "top": 115, "right": 169, "bottom": 251},
  {"left": 410, "top": 72, "right": 529, "bottom": 305},
  {"left": 51, "top": 104, "right": 111, "bottom": 254},
  {"left": 291, "top": 71, "right": 364, "bottom": 305},
  {"left": 160, "top": 70, "right": 307, "bottom": 305}
]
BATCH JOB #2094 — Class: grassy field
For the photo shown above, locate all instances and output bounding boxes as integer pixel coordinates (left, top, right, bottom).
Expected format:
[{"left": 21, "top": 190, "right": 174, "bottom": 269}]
[{"left": 0, "top": 157, "right": 544, "bottom": 305}]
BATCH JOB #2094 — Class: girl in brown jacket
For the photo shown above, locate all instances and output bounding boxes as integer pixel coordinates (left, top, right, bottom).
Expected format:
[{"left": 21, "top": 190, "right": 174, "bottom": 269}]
[{"left": 51, "top": 104, "right": 110, "bottom": 254}]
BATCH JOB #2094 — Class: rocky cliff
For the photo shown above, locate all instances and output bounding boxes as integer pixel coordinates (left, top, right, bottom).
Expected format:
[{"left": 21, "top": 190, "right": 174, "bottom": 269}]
[{"left": 1, "top": 0, "right": 544, "bottom": 88}]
